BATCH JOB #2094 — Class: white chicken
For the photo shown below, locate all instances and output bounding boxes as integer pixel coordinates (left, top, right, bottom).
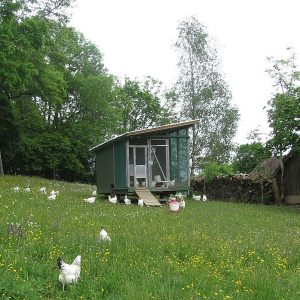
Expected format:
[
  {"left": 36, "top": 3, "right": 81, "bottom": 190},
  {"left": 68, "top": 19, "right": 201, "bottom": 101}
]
[
  {"left": 57, "top": 255, "right": 81, "bottom": 291},
  {"left": 84, "top": 196, "right": 96, "bottom": 204},
  {"left": 202, "top": 194, "right": 207, "bottom": 201},
  {"left": 138, "top": 198, "right": 144, "bottom": 207},
  {"left": 48, "top": 194, "right": 57, "bottom": 200},
  {"left": 50, "top": 190, "right": 59, "bottom": 196},
  {"left": 12, "top": 186, "right": 20, "bottom": 192},
  {"left": 108, "top": 194, "right": 117, "bottom": 204},
  {"left": 179, "top": 198, "right": 186, "bottom": 209},
  {"left": 92, "top": 190, "right": 97, "bottom": 197},
  {"left": 124, "top": 195, "right": 131, "bottom": 205},
  {"left": 169, "top": 179, "right": 176, "bottom": 186},
  {"left": 99, "top": 228, "right": 111, "bottom": 242},
  {"left": 24, "top": 187, "right": 30, "bottom": 192},
  {"left": 192, "top": 195, "right": 201, "bottom": 201},
  {"left": 39, "top": 187, "right": 46, "bottom": 194}
]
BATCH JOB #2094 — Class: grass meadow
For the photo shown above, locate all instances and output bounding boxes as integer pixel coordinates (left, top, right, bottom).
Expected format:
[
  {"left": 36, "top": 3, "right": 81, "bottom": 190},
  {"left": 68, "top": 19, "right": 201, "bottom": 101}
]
[{"left": 0, "top": 175, "right": 299, "bottom": 299}]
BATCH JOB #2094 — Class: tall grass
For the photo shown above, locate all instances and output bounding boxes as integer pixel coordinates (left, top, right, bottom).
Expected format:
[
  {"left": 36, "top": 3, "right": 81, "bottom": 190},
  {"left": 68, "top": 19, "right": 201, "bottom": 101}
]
[{"left": 0, "top": 175, "right": 299, "bottom": 299}]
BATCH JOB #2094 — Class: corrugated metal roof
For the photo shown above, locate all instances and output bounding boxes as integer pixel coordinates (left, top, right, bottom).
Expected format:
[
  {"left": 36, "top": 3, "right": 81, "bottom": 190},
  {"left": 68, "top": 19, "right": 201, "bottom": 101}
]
[{"left": 89, "top": 119, "right": 200, "bottom": 152}]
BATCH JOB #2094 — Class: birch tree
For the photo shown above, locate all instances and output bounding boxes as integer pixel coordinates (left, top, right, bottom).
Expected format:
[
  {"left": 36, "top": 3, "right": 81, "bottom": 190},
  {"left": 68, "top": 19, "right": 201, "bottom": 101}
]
[{"left": 175, "top": 16, "right": 239, "bottom": 174}]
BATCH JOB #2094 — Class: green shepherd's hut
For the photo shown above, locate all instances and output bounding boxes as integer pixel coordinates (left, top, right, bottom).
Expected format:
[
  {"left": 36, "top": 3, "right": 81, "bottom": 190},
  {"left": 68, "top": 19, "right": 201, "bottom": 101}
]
[{"left": 90, "top": 120, "right": 199, "bottom": 206}]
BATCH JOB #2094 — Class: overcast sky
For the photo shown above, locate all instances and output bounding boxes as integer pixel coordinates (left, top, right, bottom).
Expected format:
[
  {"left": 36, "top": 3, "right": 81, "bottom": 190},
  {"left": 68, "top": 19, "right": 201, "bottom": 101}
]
[{"left": 70, "top": 0, "right": 300, "bottom": 144}]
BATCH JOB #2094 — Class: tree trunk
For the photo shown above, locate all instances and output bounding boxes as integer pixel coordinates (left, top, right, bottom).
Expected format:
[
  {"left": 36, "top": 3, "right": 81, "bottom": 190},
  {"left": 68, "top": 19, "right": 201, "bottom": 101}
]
[
  {"left": 0, "top": 149, "right": 4, "bottom": 176},
  {"left": 272, "top": 177, "right": 284, "bottom": 203}
]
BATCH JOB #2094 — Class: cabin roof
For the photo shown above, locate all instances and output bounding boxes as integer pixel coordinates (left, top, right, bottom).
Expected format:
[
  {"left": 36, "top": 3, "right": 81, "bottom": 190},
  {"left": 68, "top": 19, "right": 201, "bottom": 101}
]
[{"left": 89, "top": 119, "right": 200, "bottom": 152}]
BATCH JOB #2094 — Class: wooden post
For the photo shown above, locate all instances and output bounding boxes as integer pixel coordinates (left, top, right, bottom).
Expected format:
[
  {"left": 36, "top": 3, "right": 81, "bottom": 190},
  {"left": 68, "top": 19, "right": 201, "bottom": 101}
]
[{"left": 0, "top": 149, "right": 4, "bottom": 176}]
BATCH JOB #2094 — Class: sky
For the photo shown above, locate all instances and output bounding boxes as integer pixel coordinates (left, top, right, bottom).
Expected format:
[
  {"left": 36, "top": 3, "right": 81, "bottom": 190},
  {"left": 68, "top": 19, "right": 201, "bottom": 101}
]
[{"left": 70, "top": 0, "right": 300, "bottom": 144}]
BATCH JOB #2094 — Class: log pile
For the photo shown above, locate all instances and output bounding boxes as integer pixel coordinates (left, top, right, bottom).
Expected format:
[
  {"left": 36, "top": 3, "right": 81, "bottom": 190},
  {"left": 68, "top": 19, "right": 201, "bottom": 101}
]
[{"left": 191, "top": 174, "right": 275, "bottom": 204}]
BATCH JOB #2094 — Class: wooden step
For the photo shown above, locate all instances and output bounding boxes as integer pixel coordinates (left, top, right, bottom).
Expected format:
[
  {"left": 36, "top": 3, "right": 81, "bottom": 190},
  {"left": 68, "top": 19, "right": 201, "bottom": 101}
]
[{"left": 135, "top": 188, "right": 162, "bottom": 207}]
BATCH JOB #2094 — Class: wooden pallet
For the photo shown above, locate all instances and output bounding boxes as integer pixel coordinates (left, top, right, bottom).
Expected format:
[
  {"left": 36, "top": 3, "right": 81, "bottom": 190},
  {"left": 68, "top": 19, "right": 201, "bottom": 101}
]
[{"left": 135, "top": 188, "right": 162, "bottom": 207}]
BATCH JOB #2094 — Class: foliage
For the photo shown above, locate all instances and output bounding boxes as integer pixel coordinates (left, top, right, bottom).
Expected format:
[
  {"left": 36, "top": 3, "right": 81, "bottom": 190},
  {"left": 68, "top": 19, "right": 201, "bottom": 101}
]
[
  {"left": 0, "top": 1, "right": 172, "bottom": 182},
  {"left": 1, "top": 175, "right": 300, "bottom": 299},
  {"left": 202, "top": 161, "right": 233, "bottom": 182},
  {"left": 115, "top": 76, "right": 175, "bottom": 134},
  {"left": 232, "top": 142, "right": 272, "bottom": 174},
  {"left": 174, "top": 16, "right": 239, "bottom": 175},
  {"left": 266, "top": 49, "right": 300, "bottom": 155}
]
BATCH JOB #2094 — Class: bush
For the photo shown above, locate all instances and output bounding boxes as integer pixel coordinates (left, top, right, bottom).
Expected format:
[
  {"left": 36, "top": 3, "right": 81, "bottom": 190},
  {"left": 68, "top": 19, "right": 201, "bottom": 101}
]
[{"left": 202, "top": 162, "right": 233, "bottom": 182}]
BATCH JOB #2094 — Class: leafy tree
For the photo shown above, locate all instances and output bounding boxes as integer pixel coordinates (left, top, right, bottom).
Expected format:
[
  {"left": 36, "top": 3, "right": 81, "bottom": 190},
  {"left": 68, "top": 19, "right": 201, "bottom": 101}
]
[
  {"left": 202, "top": 161, "right": 233, "bottom": 182},
  {"left": 174, "top": 16, "right": 239, "bottom": 175},
  {"left": 115, "top": 77, "right": 174, "bottom": 133},
  {"left": 0, "top": 0, "right": 71, "bottom": 174},
  {"left": 266, "top": 49, "right": 300, "bottom": 155},
  {"left": 232, "top": 142, "right": 272, "bottom": 174}
]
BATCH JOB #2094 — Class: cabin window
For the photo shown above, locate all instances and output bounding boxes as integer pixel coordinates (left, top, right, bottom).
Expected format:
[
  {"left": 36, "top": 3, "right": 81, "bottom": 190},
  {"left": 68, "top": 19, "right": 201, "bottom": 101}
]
[
  {"left": 178, "top": 137, "right": 188, "bottom": 185},
  {"left": 179, "top": 128, "right": 187, "bottom": 135},
  {"left": 170, "top": 136, "right": 189, "bottom": 186},
  {"left": 129, "top": 139, "right": 147, "bottom": 145},
  {"left": 170, "top": 138, "right": 178, "bottom": 183}
]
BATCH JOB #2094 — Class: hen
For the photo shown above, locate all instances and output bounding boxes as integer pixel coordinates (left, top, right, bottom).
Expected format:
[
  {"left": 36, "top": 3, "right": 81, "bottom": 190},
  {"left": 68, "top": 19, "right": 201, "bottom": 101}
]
[
  {"left": 84, "top": 196, "right": 96, "bottom": 204},
  {"left": 99, "top": 228, "right": 111, "bottom": 242},
  {"left": 124, "top": 195, "right": 131, "bottom": 205},
  {"left": 138, "top": 198, "right": 144, "bottom": 207},
  {"left": 179, "top": 198, "right": 186, "bottom": 209},
  {"left": 57, "top": 255, "right": 81, "bottom": 291},
  {"left": 108, "top": 195, "right": 117, "bottom": 204}
]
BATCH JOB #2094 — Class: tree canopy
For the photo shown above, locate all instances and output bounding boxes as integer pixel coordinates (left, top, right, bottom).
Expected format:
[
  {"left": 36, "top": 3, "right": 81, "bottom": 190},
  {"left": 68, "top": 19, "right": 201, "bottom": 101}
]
[
  {"left": 174, "top": 16, "right": 239, "bottom": 174},
  {"left": 0, "top": 0, "right": 173, "bottom": 181},
  {"left": 266, "top": 49, "right": 300, "bottom": 156}
]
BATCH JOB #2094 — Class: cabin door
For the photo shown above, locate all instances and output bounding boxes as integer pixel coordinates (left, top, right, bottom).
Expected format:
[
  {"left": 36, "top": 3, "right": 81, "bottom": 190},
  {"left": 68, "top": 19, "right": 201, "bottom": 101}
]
[
  {"left": 128, "top": 146, "right": 148, "bottom": 188},
  {"left": 149, "top": 140, "right": 170, "bottom": 187}
]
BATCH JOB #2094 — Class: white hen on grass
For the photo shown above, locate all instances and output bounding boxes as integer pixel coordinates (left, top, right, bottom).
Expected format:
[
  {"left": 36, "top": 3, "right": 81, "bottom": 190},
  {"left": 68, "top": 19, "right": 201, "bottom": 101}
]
[
  {"left": 39, "top": 187, "right": 46, "bottom": 193},
  {"left": 138, "top": 198, "right": 144, "bottom": 207},
  {"left": 99, "top": 228, "right": 111, "bottom": 242},
  {"left": 108, "top": 195, "right": 117, "bottom": 204},
  {"left": 57, "top": 255, "right": 81, "bottom": 291},
  {"left": 48, "top": 194, "right": 57, "bottom": 200},
  {"left": 179, "top": 198, "right": 186, "bottom": 209},
  {"left": 84, "top": 196, "right": 96, "bottom": 204},
  {"left": 124, "top": 195, "right": 131, "bottom": 205}
]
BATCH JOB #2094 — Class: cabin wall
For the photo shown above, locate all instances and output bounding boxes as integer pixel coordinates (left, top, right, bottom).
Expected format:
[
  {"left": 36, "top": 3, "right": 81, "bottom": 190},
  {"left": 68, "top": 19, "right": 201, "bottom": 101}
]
[
  {"left": 96, "top": 145, "right": 114, "bottom": 194},
  {"left": 284, "top": 156, "right": 300, "bottom": 203},
  {"left": 114, "top": 141, "right": 127, "bottom": 189}
]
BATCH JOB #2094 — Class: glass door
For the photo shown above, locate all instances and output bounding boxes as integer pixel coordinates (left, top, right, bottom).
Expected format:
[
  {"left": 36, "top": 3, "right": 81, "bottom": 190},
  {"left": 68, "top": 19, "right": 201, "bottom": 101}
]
[
  {"left": 149, "top": 140, "right": 169, "bottom": 187},
  {"left": 128, "top": 146, "right": 148, "bottom": 187}
]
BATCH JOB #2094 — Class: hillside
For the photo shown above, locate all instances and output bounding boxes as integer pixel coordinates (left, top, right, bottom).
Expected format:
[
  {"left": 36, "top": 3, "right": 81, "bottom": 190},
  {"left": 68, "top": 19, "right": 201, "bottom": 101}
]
[{"left": 0, "top": 176, "right": 299, "bottom": 299}]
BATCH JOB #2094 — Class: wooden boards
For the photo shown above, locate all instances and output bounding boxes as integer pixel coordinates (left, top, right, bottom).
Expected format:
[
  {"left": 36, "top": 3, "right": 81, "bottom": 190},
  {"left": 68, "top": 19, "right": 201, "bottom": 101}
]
[{"left": 135, "top": 188, "right": 162, "bottom": 207}]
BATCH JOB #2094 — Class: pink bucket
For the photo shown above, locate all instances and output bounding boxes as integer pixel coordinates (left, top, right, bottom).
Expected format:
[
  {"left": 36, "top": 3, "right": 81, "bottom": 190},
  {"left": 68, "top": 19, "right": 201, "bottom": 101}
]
[{"left": 169, "top": 200, "right": 180, "bottom": 212}]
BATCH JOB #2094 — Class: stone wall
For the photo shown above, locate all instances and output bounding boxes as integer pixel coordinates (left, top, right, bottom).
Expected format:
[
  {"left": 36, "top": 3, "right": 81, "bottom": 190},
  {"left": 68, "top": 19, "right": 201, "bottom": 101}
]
[{"left": 191, "top": 174, "right": 275, "bottom": 204}]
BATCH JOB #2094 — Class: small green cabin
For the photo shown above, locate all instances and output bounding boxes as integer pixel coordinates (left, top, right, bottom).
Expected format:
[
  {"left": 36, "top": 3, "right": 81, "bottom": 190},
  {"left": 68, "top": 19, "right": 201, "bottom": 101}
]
[{"left": 90, "top": 120, "right": 199, "bottom": 196}]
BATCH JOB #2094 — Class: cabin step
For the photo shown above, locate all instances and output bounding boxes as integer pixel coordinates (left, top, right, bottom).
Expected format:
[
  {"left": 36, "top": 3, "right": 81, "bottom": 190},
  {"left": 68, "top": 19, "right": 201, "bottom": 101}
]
[{"left": 135, "top": 188, "right": 162, "bottom": 207}]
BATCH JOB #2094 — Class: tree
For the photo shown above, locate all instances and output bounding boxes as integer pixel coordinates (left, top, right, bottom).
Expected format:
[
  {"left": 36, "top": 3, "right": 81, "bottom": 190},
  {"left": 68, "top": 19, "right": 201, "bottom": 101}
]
[
  {"left": 0, "top": 0, "right": 73, "bottom": 174},
  {"left": 232, "top": 142, "right": 272, "bottom": 174},
  {"left": 174, "top": 16, "right": 239, "bottom": 175},
  {"left": 266, "top": 49, "right": 300, "bottom": 155},
  {"left": 115, "top": 77, "right": 174, "bottom": 134}
]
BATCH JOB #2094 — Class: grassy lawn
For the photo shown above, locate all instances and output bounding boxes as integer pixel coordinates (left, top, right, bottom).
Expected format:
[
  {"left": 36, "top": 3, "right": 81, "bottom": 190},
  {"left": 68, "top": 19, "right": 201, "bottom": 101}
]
[{"left": 0, "top": 175, "right": 299, "bottom": 299}]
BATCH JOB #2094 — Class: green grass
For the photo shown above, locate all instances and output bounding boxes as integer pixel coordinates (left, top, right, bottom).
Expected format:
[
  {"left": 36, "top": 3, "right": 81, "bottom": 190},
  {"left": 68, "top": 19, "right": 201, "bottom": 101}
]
[{"left": 0, "top": 175, "right": 300, "bottom": 299}]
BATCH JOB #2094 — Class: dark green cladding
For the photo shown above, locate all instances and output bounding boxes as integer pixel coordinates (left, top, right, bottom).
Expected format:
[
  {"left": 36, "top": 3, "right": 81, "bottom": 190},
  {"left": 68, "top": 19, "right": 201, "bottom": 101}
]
[{"left": 114, "top": 141, "right": 127, "bottom": 188}]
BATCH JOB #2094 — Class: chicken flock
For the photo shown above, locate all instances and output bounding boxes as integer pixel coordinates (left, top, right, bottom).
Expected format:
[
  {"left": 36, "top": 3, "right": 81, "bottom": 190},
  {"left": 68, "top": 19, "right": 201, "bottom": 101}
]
[{"left": 9, "top": 184, "right": 208, "bottom": 291}]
